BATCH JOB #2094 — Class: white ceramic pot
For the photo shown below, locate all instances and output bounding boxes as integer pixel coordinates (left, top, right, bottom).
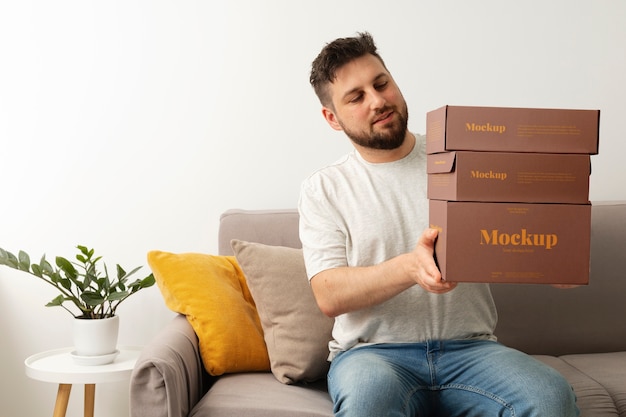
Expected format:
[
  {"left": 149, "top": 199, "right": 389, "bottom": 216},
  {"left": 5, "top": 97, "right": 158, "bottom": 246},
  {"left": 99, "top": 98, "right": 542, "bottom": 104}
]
[{"left": 72, "top": 315, "right": 119, "bottom": 357}]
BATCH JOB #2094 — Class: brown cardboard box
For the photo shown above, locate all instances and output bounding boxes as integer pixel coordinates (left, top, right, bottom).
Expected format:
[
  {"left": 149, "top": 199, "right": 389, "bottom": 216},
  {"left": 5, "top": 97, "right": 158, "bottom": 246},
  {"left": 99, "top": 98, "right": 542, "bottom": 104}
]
[
  {"left": 426, "top": 105, "right": 599, "bottom": 155},
  {"left": 427, "top": 151, "right": 591, "bottom": 204},
  {"left": 429, "top": 200, "right": 591, "bottom": 284}
]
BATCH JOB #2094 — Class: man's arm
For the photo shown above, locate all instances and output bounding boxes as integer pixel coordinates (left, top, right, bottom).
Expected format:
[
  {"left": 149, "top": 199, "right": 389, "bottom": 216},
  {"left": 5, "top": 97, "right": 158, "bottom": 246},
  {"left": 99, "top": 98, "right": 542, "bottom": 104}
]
[{"left": 310, "top": 228, "right": 457, "bottom": 317}]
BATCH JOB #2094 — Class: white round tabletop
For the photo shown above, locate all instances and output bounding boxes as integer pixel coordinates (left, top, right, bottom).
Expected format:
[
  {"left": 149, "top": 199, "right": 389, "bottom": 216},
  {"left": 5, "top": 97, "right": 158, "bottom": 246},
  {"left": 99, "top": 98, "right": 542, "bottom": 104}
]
[{"left": 24, "top": 346, "right": 142, "bottom": 384}]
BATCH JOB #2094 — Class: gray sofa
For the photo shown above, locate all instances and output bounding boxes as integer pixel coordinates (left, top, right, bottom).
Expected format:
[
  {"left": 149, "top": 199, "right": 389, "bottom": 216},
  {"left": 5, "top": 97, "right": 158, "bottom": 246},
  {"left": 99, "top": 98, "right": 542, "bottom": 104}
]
[{"left": 130, "top": 201, "right": 626, "bottom": 417}]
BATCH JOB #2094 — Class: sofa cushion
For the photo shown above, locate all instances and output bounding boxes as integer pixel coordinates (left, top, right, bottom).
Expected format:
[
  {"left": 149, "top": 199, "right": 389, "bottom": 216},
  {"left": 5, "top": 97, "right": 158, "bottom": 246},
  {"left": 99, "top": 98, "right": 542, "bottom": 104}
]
[
  {"left": 190, "top": 373, "right": 333, "bottom": 417},
  {"left": 534, "top": 354, "right": 620, "bottom": 417},
  {"left": 561, "top": 352, "right": 626, "bottom": 417},
  {"left": 231, "top": 240, "right": 334, "bottom": 384},
  {"left": 147, "top": 251, "right": 270, "bottom": 375}
]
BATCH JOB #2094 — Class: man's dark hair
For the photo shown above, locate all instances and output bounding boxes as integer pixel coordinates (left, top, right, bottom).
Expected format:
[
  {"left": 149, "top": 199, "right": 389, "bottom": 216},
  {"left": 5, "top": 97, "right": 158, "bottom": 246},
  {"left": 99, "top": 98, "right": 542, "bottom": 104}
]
[{"left": 310, "top": 32, "right": 387, "bottom": 108}]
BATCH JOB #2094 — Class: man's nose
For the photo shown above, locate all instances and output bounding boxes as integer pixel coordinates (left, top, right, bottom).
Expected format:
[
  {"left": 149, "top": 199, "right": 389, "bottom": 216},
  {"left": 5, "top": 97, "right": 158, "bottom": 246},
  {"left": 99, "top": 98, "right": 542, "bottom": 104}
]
[{"left": 369, "top": 90, "right": 387, "bottom": 111}]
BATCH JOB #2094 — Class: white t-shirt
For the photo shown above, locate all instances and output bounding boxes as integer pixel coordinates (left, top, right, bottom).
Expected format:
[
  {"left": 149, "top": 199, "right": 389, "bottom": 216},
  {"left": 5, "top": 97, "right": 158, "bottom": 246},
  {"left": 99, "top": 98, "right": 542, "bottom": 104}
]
[{"left": 298, "top": 134, "right": 497, "bottom": 359}]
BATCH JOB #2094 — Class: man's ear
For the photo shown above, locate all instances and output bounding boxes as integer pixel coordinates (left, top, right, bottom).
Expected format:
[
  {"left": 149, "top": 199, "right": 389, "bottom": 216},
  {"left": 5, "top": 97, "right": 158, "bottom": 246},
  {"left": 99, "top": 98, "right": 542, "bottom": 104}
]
[{"left": 322, "top": 107, "right": 343, "bottom": 131}]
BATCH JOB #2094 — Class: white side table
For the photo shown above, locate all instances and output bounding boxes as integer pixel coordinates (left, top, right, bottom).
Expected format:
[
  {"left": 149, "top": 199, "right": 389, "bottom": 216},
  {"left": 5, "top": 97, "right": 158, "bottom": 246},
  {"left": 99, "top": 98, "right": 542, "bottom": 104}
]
[{"left": 25, "top": 346, "right": 141, "bottom": 417}]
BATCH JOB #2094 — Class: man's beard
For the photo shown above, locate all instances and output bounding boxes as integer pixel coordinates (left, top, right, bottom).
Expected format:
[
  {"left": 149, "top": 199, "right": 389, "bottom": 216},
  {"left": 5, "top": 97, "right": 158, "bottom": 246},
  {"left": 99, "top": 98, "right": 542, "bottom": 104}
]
[{"left": 340, "top": 103, "right": 409, "bottom": 150}]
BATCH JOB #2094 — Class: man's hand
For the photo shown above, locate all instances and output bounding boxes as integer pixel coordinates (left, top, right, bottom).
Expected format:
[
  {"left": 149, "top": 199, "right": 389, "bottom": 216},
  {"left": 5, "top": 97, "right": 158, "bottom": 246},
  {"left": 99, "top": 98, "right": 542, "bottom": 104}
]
[{"left": 408, "top": 228, "right": 457, "bottom": 294}]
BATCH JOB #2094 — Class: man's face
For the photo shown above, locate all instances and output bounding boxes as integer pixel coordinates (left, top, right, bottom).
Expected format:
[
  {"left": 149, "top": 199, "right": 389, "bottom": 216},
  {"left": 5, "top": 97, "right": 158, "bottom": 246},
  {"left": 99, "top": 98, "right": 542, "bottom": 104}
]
[{"left": 322, "top": 54, "right": 409, "bottom": 150}]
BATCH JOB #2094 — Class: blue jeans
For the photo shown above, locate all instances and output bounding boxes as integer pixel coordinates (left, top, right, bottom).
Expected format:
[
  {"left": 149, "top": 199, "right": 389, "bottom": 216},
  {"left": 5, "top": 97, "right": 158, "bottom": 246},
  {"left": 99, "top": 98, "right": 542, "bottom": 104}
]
[{"left": 328, "top": 340, "right": 578, "bottom": 417}]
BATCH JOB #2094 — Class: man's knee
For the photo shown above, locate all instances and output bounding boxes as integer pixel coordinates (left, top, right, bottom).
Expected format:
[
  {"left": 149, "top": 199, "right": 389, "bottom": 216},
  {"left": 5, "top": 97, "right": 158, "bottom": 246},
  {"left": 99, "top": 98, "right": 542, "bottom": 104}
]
[
  {"left": 509, "top": 360, "right": 578, "bottom": 417},
  {"left": 533, "top": 368, "right": 578, "bottom": 416},
  {"left": 329, "top": 348, "right": 399, "bottom": 400},
  {"left": 328, "top": 347, "right": 425, "bottom": 417}
]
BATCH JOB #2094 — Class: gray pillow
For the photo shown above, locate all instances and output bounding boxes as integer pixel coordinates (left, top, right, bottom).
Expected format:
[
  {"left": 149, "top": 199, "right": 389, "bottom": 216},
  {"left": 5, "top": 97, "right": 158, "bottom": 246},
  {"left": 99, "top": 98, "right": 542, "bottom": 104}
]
[{"left": 231, "top": 239, "right": 334, "bottom": 384}]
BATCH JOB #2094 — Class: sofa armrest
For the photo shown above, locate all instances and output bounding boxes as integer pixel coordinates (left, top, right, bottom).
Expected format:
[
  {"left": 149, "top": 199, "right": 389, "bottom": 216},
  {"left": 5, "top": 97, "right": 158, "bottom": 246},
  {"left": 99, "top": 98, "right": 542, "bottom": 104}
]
[{"left": 130, "top": 314, "right": 211, "bottom": 417}]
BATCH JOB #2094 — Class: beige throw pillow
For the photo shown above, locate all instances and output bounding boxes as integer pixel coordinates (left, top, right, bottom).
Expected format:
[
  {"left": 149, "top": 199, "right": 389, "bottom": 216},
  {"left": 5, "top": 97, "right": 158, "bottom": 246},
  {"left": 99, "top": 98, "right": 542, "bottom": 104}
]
[{"left": 231, "top": 239, "right": 334, "bottom": 384}]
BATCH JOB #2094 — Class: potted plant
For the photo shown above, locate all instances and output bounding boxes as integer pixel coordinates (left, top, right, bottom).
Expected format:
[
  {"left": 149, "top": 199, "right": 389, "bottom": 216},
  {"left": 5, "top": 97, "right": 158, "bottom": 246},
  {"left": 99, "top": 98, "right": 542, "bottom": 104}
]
[{"left": 0, "top": 244, "right": 155, "bottom": 362}]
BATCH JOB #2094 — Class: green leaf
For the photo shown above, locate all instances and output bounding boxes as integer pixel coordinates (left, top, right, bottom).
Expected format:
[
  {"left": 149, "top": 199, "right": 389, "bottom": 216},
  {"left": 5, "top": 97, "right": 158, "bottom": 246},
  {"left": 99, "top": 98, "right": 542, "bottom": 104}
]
[
  {"left": 129, "top": 274, "right": 156, "bottom": 292},
  {"left": 104, "top": 273, "right": 111, "bottom": 290},
  {"left": 81, "top": 291, "right": 105, "bottom": 307},
  {"left": 0, "top": 248, "right": 8, "bottom": 264},
  {"left": 83, "top": 274, "right": 92, "bottom": 289},
  {"left": 18, "top": 250, "right": 31, "bottom": 271},
  {"left": 56, "top": 256, "right": 77, "bottom": 279},
  {"left": 116, "top": 264, "right": 127, "bottom": 279},
  {"left": 59, "top": 277, "right": 73, "bottom": 291},
  {"left": 45, "top": 295, "right": 65, "bottom": 307},
  {"left": 107, "top": 290, "right": 129, "bottom": 301},
  {"left": 31, "top": 264, "right": 43, "bottom": 277},
  {"left": 95, "top": 277, "right": 106, "bottom": 290},
  {"left": 0, "top": 248, "right": 15, "bottom": 267},
  {"left": 124, "top": 265, "right": 143, "bottom": 279},
  {"left": 1, "top": 250, "right": 18, "bottom": 268},
  {"left": 77, "top": 245, "right": 90, "bottom": 257},
  {"left": 40, "top": 255, "right": 54, "bottom": 275},
  {"left": 142, "top": 273, "right": 156, "bottom": 287}
]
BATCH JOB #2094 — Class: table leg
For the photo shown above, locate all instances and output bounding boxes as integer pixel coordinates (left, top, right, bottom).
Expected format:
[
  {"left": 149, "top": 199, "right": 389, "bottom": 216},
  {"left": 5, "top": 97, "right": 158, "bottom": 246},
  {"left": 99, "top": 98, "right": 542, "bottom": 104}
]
[
  {"left": 84, "top": 384, "right": 95, "bottom": 417},
  {"left": 52, "top": 384, "right": 72, "bottom": 417}
]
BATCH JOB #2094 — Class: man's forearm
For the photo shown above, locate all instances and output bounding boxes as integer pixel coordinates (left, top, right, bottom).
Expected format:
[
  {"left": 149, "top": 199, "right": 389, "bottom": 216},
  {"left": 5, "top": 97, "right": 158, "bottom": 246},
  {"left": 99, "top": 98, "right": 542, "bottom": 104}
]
[{"left": 310, "top": 254, "right": 415, "bottom": 317}]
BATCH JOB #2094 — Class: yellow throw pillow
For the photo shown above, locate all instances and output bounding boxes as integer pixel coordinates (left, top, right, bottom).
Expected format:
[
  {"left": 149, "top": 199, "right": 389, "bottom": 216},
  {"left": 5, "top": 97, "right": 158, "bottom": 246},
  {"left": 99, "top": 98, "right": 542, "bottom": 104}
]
[{"left": 147, "top": 251, "right": 270, "bottom": 375}]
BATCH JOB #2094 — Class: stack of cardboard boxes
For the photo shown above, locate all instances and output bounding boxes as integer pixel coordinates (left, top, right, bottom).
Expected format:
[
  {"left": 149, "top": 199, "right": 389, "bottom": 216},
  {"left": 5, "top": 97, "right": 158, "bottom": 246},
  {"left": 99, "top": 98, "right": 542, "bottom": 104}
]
[{"left": 426, "top": 105, "right": 600, "bottom": 284}]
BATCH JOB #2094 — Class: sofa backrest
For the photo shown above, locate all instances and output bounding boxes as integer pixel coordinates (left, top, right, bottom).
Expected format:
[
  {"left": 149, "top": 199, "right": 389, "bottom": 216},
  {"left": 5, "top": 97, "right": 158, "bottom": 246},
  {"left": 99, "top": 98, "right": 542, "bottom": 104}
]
[
  {"left": 218, "top": 202, "right": 626, "bottom": 356},
  {"left": 219, "top": 209, "right": 301, "bottom": 256}
]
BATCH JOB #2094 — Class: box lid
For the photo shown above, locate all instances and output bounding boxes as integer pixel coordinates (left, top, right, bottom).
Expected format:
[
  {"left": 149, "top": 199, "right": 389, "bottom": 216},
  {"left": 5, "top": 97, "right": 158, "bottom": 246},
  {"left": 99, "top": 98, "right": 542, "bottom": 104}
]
[{"left": 427, "top": 151, "right": 456, "bottom": 174}]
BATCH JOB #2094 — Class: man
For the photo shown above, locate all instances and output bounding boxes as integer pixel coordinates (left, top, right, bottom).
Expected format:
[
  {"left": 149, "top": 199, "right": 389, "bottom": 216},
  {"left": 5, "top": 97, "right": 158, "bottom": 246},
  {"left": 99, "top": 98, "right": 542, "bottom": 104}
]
[{"left": 298, "top": 32, "right": 578, "bottom": 417}]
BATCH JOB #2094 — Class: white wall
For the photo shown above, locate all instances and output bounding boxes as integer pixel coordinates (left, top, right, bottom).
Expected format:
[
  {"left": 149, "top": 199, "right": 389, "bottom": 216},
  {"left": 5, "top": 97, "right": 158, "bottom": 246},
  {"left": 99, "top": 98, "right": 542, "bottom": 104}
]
[{"left": 1, "top": 1, "right": 624, "bottom": 416}]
